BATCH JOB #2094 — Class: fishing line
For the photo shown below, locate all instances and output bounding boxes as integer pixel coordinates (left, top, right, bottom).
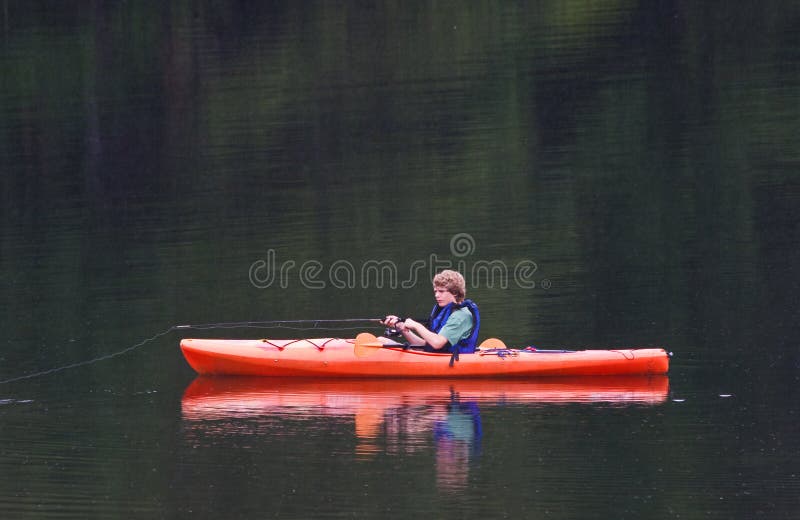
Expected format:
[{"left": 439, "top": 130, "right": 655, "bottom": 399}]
[
  {"left": 0, "top": 326, "right": 177, "bottom": 385},
  {"left": 0, "top": 319, "right": 383, "bottom": 385}
]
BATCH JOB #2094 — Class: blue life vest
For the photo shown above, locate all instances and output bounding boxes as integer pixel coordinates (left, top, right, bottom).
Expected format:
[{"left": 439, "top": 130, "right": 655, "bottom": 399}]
[{"left": 428, "top": 299, "right": 481, "bottom": 354}]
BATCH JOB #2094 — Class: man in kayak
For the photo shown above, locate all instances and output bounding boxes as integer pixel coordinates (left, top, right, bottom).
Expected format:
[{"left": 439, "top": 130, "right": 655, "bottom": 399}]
[{"left": 381, "top": 270, "right": 480, "bottom": 354}]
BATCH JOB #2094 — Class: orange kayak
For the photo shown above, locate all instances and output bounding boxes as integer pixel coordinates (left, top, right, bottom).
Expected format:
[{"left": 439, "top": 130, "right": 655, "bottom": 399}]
[{"left": 180, "top": 337, "right": 669, "bottom": 377}]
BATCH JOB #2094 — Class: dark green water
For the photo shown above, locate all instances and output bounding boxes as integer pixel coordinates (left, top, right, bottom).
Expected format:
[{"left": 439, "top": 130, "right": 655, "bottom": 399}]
[{"left": 1, "top": 2, "right": 798, "bottom": 518}]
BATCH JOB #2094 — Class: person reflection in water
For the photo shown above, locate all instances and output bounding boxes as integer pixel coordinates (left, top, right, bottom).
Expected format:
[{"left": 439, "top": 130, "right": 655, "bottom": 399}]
[
  {"left": 373, "top": 391, "right": 483, "bottom": 493},
  {"left": 433, "top": 398, "right": 482, "bottom": 491}
]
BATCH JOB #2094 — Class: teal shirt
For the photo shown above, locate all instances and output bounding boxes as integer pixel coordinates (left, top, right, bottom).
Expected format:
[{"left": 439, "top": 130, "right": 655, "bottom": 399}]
[{"left": 437, "top": 307, "right": 474, "bottom": 348}]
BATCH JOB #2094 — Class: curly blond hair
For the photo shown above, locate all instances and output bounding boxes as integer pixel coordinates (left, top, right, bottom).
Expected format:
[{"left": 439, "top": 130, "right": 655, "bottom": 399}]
[{"left": 432, "top": 270, "right": 466, "bottom": 303}]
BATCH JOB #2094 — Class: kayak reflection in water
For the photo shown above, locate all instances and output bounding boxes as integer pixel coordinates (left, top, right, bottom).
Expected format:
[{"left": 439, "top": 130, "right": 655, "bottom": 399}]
[
  {"left": 180, "top": 377, "right": 668, "bottom": 492},
  {"left": 381, "top": 270, "right": 480, "bottom": 354}
]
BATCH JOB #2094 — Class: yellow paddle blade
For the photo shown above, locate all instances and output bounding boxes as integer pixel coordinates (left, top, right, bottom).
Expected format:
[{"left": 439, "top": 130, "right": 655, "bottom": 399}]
[
  {"left": 478, "top": 337, "right": 507, "bottom": 350},
  {"left": 354, "top": 332, "right": 384, "bottom": 357}
]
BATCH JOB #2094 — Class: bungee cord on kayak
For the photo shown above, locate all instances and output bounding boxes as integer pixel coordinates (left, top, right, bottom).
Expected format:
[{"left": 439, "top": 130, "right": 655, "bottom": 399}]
[{"left": 0, "top": 319, "right": 387, "bottom": 385}]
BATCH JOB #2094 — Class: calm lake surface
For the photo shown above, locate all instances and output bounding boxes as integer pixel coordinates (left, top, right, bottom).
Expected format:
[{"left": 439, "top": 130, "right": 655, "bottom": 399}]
[{"left": 1, "top": 2, "right": 798, "bottom": 518}]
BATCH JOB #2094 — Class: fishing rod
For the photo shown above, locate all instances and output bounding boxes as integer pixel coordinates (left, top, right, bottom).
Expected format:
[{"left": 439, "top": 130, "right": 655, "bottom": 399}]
[
  {"left": 174, "top": 317, "right": 427, "bottom": 331},
  {"left": 174, "top": 318, "right": 385, "bottom": 331}
]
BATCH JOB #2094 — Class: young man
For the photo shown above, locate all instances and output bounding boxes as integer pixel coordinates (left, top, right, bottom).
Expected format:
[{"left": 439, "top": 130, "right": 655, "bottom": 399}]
[{"left": 382, "top": 270, "right": 480, "bottom": 353}]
